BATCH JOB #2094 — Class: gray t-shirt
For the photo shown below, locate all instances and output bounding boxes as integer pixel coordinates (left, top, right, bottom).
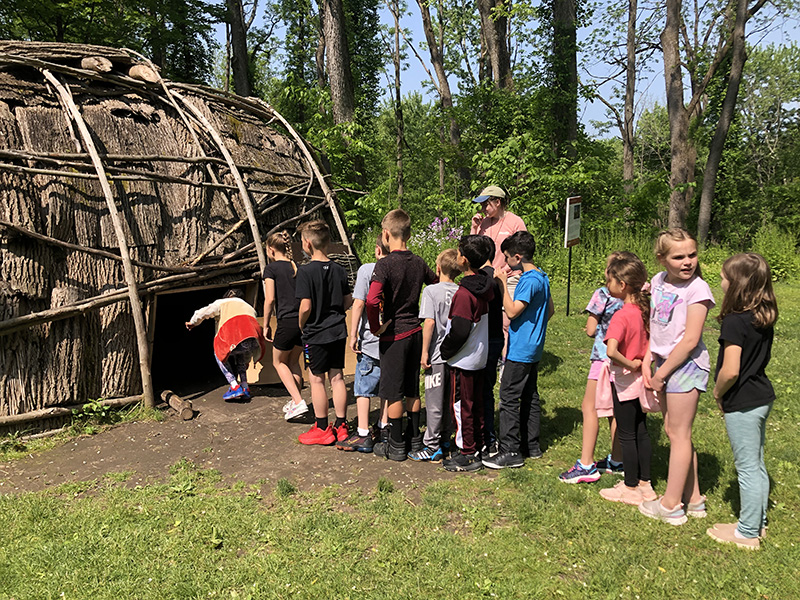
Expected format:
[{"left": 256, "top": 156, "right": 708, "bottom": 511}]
[
  {"left": 353, "top": 263, "right": 380, "bottom": 359},
  {"left": 419, "top": 281, "right": 459, "bottom": 364}
]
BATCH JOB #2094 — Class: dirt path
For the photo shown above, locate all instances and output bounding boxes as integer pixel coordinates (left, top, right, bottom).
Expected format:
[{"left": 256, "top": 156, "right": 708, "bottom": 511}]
[{"left": 0, "top": 379, "right": 496, "bottom": 496}]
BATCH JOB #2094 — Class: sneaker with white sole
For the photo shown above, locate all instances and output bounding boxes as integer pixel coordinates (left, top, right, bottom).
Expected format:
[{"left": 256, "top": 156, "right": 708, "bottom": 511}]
[
  {"left": 639, "top": 499, "right": 687, "bottom": 525},
  {"left": 596, "top": 454, "right": 624, "bottom": 475},
  {"left": 482, "top": 451, "right": 524, "bottom": 470},
  {"left": 408, "top": 446, "right": 444, "bottom": 462},
  {"left": 685, "top": 495, "right": 707, "bottom": 518},
  {"left": 559, "top": 460, "right": 601, "bottom": 484},
  {"left": 444, "top": 451, "right": 483, "bottom": 472},
  {"left": 284, "top": 400, "right": 309, "bottom": 421}
]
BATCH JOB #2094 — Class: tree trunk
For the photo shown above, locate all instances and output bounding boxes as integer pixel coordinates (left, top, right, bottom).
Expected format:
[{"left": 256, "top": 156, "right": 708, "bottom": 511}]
[
  {"left": 391, "top": 0, "right": 404, "bottom": 206},
  {"left": 552, "top": 0, "right": 577, "bottom": 159},
  {"left": 477, "top": 0, "right": 513, "bottom": 89},
  {"left": 316, "top": 8, "right": 327, "bottom": 88},
  {"left": 623, "top": 0, "right": 636, "bottom": 192},
  {"left": 697, "top": 0, "right": 747, "bottom": 245},
  {"left": 417, "top": 0, "right": 468, "bottom": 184},
  {"left": 662, "top": 0, "right": 694, "bottom": 228},
  {"left": 322, "top": 0, "right": 356, "bottom": 124},
  {"left": 227, "top": 0, "right": 252, "bottom": 97}
]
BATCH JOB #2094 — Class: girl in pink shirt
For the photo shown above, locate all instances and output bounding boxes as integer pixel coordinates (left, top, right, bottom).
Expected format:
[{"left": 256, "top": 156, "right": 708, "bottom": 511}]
[{"left": 599, "top": 253, "right": 656, "bottom": 506}]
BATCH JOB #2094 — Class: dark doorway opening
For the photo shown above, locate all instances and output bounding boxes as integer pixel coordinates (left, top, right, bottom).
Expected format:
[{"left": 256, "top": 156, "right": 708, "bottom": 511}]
[{"left": 151, "top": 286, "right": 229, "bottom": 396}]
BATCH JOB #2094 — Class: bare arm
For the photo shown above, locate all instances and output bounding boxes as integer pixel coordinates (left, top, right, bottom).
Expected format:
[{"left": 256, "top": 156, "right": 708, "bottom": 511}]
[
  {"left": 713, "top": 342, "right": 742, "bottom": 410},
  {"left": 262, "top": 279, "right": 275, "bottom": 340},
  {"left": 606, "top": 338, "right": 643, "bottom": 372},
  {"left": 349, "top": 298, "right": 365, "bottom": 353},
  {"left": 421, "top": 318, "right": 435, "bottom": 369},
  {"left": 298, "top": 298, "right": 312, "bottom": 331},
  {"left": 547, "top": 297, "right": 555, "bottom": 320},
  {"left": 585, "top": 314, "right": 599, "bottom": 337},
  {"left": 651, "top": 301, "right": 712, "bottom": 391},
  {"left": 495, "top": 270, "right": 528, "bottom": 320}
]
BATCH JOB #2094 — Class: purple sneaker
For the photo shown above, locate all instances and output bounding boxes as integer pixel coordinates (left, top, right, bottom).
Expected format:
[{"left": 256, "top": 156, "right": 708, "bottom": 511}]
[{"left": 559, "top": 460, "right": 601, "bottom": 484}]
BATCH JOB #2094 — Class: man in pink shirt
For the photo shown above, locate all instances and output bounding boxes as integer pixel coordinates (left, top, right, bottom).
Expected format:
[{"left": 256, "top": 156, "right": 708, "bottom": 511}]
[
  {"left": 470, "top": 185, "right": 528, "bottom": 357},
  {"left": 470, "top": 185, "right": 527, "bottom": 275}
]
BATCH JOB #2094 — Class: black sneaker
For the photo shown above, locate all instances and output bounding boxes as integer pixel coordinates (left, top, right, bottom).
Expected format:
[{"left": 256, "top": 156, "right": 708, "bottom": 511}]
[
  {"left": 409, "top": 434, "right": 424, "bottom": 453},
  {"left": 481, "top": 441, "right": 500, "bottom": 458},
  {"left": 387, "top": 439, "right": 407, "bottom": 462},
  {"left": 336, "top": 432, "right": 374, "bottom": 453},
  {"left": 443, "top": 451, "right": 483, "bottom": 472},
  {"left": 482, "top": 451, "right": 524, "bottom": 469}
]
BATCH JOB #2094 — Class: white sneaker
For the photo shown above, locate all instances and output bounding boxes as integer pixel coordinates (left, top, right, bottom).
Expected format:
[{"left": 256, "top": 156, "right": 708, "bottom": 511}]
[
  {"left": 284, "top": 400, "right": 309, "bottom": 421},
  {"left": 282, "top": 400, "right": 293, "bottom": 413}
]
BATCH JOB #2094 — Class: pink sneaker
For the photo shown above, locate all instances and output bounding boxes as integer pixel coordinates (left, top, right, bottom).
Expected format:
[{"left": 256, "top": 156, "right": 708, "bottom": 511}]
[
  {"left": 298, "top": 424, "right": 335, "bottom": 445},
  {"left": 706, "top": 523, "right": 760, "bottom": 550},
  {"left": 599, "top": 480, "right": 644, "bottom": 505},
  {"left": 638, "top": 481, "right": 657, "bottom": 502}
]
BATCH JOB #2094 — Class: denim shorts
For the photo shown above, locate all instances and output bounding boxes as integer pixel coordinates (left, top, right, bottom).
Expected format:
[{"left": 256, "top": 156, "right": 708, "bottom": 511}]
[
  {"left": 653, "top": 355, "right": 709, "bottom": 394},
  {"left": 354, "top": 352, "right": 381, "bottom": 398}
]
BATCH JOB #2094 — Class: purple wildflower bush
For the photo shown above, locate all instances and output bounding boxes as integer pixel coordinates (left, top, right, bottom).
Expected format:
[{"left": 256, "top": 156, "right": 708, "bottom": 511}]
[{"left": 408, "top": 215, "right": 464, "bottom": 266}]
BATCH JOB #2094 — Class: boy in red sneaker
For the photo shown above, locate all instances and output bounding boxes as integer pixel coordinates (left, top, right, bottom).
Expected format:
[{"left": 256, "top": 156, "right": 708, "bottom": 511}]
[{"left": 295, "top": 220, "right": 353, "bottom": 445}]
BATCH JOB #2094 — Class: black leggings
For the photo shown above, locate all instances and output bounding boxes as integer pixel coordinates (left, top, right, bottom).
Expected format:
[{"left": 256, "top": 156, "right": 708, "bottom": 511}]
[{"left": 612, "top": 385, "right": 651, "bottom": 488}]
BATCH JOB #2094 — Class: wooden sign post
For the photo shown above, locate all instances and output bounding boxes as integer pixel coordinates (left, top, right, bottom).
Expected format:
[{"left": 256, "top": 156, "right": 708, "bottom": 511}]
[{"left": 564, "top": 196, "right": 582, "bottom": 316}]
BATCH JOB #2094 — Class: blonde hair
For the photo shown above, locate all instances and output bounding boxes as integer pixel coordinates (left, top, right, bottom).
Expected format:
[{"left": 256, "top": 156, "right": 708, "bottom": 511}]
[
  {"left": 266, "top": 230, "right": 293, "bottom": 260},
  {"left": 718, "top": 253, "right": 778, "bottom": 328},
  {"left": 654, "top": 228, "right": 702, "bottom": 279},
  {"left": 607, "top": 253, "right": 650, "bottom": 335},
  {"left": 436, "top": 248, "right": 462, "bottom": 279},
  {"left": 382, "top": 209, "right": 411, "bottom": 241},
  {"left": 298, "top": 220, "right": 330, "bottom": 250}
]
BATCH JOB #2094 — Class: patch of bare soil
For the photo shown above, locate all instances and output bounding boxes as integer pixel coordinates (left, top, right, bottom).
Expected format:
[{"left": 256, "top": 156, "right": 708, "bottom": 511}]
[{"left": 0, "top": 378, "right": 494, "bottom": 496}]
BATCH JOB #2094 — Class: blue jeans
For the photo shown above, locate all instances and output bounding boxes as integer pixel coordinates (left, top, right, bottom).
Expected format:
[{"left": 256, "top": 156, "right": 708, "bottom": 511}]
[
  {"left": 724, "top": 402, "right": 773, "bottom": 538},
  {"left": 354, "top": 353, "right": 381, "bottom": 398}
]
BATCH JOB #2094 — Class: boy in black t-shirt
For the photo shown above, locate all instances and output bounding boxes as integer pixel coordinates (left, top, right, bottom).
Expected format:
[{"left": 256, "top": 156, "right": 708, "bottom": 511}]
[
  {"left": 366, "top": 209, "right": 438, "bottom": 460},
  {"left": 295, "top": 220, "right": 353, "bottom": 446}
]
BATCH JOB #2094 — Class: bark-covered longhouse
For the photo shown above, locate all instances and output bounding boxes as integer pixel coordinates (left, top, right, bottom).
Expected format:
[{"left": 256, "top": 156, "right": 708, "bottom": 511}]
[{"left": 0, "top": 41, "right": 354, "bottom": 423}]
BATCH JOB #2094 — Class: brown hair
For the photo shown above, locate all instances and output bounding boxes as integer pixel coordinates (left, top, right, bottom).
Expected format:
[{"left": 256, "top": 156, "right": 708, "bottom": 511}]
[
  {"left": 607, "top": 253, "right": 650, "bottom": 335},
  {"left": 376, "top": 233, "right": 389, "bottom": 256},
  {"left": 298, "top": 219, "right": 330, "bottom": 250},
  {"left": 436, "top": 248, "right": 462, "bottom": 279},
  {"left": 382, "top": 209, "right": 411, "bottom": 241},
  {"left": 654, "top": 228, "right": 703, "bottom": 279},
  {"left": 718, "top": 253, "right": 778, "bottom": 328}
]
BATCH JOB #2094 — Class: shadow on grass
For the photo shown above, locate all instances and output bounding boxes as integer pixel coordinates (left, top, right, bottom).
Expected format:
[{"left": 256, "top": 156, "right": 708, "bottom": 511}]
[
  {"left": 721, "top": 474, "right": 777, "bottom": 517},
  {"left": 648, "top": 442, "right": 722, "bottom": 493},
  {"left": 542, "top": 405, "right": 582, "bottom": 450},
  {"left": 539, "top": 350, "right": 563, "bottom": 377}
]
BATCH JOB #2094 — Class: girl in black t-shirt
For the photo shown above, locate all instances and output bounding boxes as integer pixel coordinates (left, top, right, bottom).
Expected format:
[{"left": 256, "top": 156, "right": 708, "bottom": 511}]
[
  {"left": 263, "top": 231, "right": 307, "bottom": 421},
  {"left": 709, "top": 253, "right": 778, "bottom": 550}
]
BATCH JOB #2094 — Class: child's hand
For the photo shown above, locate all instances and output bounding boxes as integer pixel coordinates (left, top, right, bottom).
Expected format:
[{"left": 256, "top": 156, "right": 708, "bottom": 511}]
[
  {"left": 349, "top": 335, "right": 361, "bottom": 354},
  {"left": 375, "top": 318, "right": 393, "bottom": 336},
  {"left": 631, "top": 359, "right": 642, "bottom": 371},
  {"left": 185, "top": 321, "right": 194, "bottom": 330},
  {"left": 421, "top": 352, "right": 431, "bottom": 370},
  {"left": 650, "top": 372, "right": 665, "bottom": 393},
  {"left": 495, "top": 271, "right": 508, "bottom": 287},
  {"left": 263, "top": 325, "right": 273, "bottom": 342}
]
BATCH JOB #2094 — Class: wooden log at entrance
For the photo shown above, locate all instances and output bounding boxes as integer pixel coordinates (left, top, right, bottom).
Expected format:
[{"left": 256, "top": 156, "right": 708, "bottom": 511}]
[
  {"left": 41, "top": 68, "right": 155, "bottom": 409},
  {"left": 160, "top": 390, "right": 195, "bottom": 420}
]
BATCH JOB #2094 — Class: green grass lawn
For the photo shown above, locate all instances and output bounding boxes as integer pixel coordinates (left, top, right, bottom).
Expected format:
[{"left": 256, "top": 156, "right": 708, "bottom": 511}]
[{"left": 1, "top": 282, "right": 798, "bottom": 599}]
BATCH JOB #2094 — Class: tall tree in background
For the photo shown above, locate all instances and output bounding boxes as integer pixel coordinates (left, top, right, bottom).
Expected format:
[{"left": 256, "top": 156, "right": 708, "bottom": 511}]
[
  {"left": 661, "top": 0, "right": 768, "bottom": 229},
  {"left": 321, "top": 0, "right": 356, "bottom": 124},
  {"left": 477, "top": 0, "right": 512, "bottom": 88},
  {"left": 550, "top": 0, "right": 578, "bottom": 158},
  {"left": 227, "top": 0, "right": 251, "bottom": 96},
  {"left": 388, "top": 0, "right": 405, "bottom": 204}
]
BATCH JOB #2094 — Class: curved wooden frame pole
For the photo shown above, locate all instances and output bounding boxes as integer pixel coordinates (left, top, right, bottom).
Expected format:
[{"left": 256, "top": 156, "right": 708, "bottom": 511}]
[
  {"left": 254, "top": 99, "right": 353, "bottom": 255},
  {"left": 171, "top": 91, "right": 268, "bottom": 275},
  {"left": 41, "top": 68, "right": 155, "bottom": 409}
]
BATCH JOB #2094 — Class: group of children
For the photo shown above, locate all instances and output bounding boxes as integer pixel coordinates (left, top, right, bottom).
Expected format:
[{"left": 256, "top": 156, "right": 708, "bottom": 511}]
[
  {"left": 199, "top": 208, "right": 778, "bottom": 550},
  {"left": 557, "top": 228, "right": 778, "bottom": 550},
  {"left": 259, "top": 207, "right": 552, "bottom": 473}
]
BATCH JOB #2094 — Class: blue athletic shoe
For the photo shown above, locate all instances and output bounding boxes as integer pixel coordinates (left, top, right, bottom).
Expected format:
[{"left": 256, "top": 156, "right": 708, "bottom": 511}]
[
  {"left": 408, "top": 446, "right": 444, "bottom": 462},
  {"left": 559, "top": 460, "right": 601, "bottom": 484},
  {"left": 596, "top": 454, "right": 624, "bottom": 475},
  {"left": 223, "top": 385, "right": 246, "bottom": 400}
]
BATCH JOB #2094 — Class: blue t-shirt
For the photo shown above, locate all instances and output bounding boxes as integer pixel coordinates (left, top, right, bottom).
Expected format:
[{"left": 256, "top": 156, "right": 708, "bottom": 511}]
[
  {"left": 507, "top": 268, "right": 551, "bottom": 364},
  {"left": 584, "top": 287, "right": 623, "bottom": 361}
]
